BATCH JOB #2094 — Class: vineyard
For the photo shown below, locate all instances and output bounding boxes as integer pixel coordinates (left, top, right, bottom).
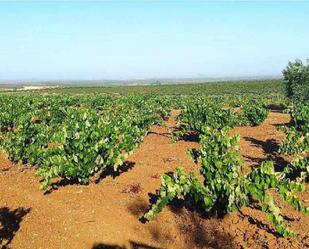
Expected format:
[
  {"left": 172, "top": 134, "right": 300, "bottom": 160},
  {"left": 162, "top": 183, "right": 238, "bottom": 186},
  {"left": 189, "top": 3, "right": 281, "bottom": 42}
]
[{"left": 0, "top": 77, "right": 308, "bottom": 248}]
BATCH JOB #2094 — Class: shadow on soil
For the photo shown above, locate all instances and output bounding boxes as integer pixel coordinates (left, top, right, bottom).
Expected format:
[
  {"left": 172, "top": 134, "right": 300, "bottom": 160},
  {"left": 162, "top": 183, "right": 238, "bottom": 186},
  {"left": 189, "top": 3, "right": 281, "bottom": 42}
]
[
  {"left": 170, "top": 124, "right": 199, "bottom": 143},
  {"left": 147, "top": 131, "right": 171, "bottom": 138},
  {"left": 0, "top": 207, "right": 31, "bottom": 249},
  {"left": 266, "top": 104, "right": 286, "bottom": 112},
  {"left": 44, "top": 161, "right": 136, "bottom": 194},
  {"left": 243, "top": 137, "right": 289, "bottom": 172},
  {"left": 243, "top": 137, "right": 279, "bottom": 154},
  {"left": 238, "top": 208, "right": 279, "bottom": 237},
  {"left": 126, "top": 192, "right": 236, "bottom": 249},
  {"left": 92, "top": 240, "right": 163, "bottom": 249},
  {"left": 127, "top": 197, "right": 149, "bottom": 218},
  {"left": 179, "top": 132, "right": 199, "bottom": 142},
  {"left": 94, "top": 161, "right": 136, "bottom": 183},
  {"left": 170, "top": 207, "right": 235, "bottom": 249}
]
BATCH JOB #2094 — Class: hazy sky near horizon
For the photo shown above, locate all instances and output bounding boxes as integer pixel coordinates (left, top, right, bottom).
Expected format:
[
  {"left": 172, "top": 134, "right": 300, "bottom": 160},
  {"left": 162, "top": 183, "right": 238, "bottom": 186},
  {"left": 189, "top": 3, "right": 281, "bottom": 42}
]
[{"left": 0, "top": 1, "right": 308, "bottom": 81}]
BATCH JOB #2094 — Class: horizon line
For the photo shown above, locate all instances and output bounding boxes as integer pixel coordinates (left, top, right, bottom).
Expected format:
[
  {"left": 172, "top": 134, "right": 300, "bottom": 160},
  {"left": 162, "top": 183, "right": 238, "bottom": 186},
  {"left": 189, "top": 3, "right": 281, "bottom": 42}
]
[{"left": 0, "top": 74, "right": 283, "bottom": 84}]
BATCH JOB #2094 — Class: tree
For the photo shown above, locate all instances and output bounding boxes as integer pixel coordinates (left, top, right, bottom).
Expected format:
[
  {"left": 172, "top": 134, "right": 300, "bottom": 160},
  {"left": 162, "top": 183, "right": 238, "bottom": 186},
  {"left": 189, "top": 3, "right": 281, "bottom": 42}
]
[{"left": 283, "top": 59, "right": 309, "bottom": 101}]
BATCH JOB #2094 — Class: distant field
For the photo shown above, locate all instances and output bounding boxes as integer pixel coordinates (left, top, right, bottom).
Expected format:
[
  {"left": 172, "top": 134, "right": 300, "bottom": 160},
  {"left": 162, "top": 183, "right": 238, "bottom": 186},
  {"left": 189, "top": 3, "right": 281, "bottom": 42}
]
[{"left": 34, "top": 79, "right": 285, "bottom": 95}]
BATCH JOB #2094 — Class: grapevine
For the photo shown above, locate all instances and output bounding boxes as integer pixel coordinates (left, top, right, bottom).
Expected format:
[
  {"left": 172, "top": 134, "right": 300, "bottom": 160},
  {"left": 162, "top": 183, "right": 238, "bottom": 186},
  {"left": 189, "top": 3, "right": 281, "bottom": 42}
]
[{"left": 144, "top": 127, "right": 308, "bottom": 237}]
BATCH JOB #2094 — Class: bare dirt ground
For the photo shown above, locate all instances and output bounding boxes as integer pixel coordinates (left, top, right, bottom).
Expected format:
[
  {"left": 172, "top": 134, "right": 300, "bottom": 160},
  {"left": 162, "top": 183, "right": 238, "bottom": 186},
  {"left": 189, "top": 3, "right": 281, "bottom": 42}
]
[{"left": 0, "top": 111, "right": 308, "bottom": 249}]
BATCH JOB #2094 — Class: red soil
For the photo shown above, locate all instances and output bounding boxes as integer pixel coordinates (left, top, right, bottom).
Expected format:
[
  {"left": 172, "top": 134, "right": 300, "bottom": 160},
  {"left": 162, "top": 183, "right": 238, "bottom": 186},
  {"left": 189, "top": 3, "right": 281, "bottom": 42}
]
[{"left": 0, "top": 111, "right": 308, "bottom": 249}]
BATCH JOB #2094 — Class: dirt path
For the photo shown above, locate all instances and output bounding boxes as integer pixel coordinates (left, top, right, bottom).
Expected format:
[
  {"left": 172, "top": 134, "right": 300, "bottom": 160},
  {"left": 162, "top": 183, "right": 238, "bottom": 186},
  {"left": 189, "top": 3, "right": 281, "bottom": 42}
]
[{"left": 0, "top": 111, "right": 308, "bottom": 249}]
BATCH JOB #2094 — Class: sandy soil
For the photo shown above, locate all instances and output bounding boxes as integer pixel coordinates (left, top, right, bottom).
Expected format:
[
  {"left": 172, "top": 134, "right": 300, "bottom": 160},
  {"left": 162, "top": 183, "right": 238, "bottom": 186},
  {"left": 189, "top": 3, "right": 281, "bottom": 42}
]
[{"left": 0, "top": 111, "right": 308, "bottom": 249}]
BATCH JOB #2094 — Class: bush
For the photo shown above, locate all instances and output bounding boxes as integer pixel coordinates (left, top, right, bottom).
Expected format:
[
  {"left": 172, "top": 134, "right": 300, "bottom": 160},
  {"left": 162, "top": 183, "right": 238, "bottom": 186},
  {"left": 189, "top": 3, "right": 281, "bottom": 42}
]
[
  {"left": 241, "top": 100, "right": 269, "bottom": 126},
  {"left": 283, "top": 59, "right": 309, "bottom": 100}
]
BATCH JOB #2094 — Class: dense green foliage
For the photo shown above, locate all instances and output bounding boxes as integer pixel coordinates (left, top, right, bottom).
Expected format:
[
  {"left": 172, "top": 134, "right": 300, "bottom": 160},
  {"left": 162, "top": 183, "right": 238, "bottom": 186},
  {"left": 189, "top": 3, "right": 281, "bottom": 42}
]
[
  {"left": 279, "top": 101, "right": 309, "bottom": 181},
  {"left": 280, "top": 60, "right": 309, "bottom": 166},
  {"left": 173, "top": 97, "right": 269, "bottom": 140},
  {"left": 279, "top": 102, "right": 309, "bottom": 156},
  {"left": 0, "top": 94, "right": 174, "bottom": 191},
  {"left": 283, "top": 60, "right": 309, "bottom": 100}
]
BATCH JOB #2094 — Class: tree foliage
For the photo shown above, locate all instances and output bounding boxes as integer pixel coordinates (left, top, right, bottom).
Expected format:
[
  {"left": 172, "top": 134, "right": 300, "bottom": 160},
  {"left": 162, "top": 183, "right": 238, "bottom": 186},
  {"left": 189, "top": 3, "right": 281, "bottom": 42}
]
[{"left": 283, "top": 59, "right": 309, "bottom": 100}]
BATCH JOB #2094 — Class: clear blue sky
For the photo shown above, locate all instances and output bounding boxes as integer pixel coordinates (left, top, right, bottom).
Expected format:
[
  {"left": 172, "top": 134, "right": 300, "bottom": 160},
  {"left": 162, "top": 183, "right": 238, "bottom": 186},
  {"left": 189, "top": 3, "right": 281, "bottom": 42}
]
[{"left": 0, "top": 1, "right": 308, "bottom": 81}]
